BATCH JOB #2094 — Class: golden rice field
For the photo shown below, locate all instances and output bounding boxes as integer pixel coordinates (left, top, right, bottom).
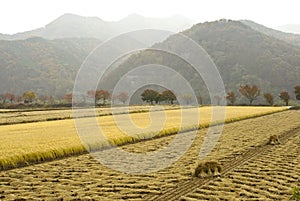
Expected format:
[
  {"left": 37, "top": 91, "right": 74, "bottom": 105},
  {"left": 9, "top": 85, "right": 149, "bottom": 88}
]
[
  {"left": 0, "top": 105, "right": 181, "bottom": 125},
  {"left": 0, "top": 106, "right": 287, "bottom": 170},
  {"left": 1, "top": 109, "right": 299, "bottom": 200}
]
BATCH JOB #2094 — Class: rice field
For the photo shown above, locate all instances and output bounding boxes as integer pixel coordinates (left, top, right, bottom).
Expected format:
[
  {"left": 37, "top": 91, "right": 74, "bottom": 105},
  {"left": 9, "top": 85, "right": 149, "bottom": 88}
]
[
  {"left": 0, "top": 105, "right": 182, "bottom": 125},
  {"left": 0, "top": 106, "right": 287, "bottom": 170},
  {"left": 1, "top": 109, "right": 299, "bottom": 200}
]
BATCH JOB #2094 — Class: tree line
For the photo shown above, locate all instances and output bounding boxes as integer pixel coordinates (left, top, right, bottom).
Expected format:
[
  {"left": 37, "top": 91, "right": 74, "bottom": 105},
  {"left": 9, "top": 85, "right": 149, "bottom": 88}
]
[
  {"left": 227, "top": 85, "right": 300, "bottom": 106},
  {"left": 0, "top": 90, "right": 129, "bottom": 107},
  {"left": 141, "top": 85, "right": 300, "bottom": 106},
  {"left": 0, "top": 85, "right": 299, "bottom": 107}
]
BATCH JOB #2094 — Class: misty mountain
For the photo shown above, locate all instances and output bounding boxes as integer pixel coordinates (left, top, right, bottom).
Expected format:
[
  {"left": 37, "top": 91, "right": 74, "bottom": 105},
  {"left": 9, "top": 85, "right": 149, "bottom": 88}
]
[
  {"left": 1, "top": 19, "right": 300, "bottom": 104},
  {"left": 0, "top": 13, "right": 193, "bottom": 41},
  {"left": 241, "top": 20, "right": 300, "bottom": 47},
  {"left": 277, "top": 24, "right": 300, "bottom": 34},
  {"left": 0, "top": 37, "right": 100, "bottom": 96},
  {"left": 103, "top": 19, "right": 300, "bottom": 103}
]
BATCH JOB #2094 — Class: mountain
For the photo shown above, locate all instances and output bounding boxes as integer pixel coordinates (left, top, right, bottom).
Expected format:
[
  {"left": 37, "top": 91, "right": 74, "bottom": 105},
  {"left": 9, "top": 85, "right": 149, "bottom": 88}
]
[
  {"left": 241, "top": 20, "right": 300, "bottom": 47},
  {"left": 103, "top": 19, "right": 300, "bottom": 104},
  {"left": 1, "top": 19, "right": 300, "bottom": 104},
  {"left": 0, "top": 13, "right": 193, "bottom": 41},
  {"left": 0, "top": 30, "right": 171, "bottom": 98},
  {"left": 0, "top": 37, "right": 100, "bottom": 97},
  {"left": 277, "top": 24, "right": 300, "bottom": 34}
]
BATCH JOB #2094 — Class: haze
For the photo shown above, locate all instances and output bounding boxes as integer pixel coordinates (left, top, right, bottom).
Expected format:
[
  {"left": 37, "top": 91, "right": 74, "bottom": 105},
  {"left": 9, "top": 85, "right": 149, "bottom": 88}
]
[{"left": 1, "top": 0, "right": 300, "bottom": 34}]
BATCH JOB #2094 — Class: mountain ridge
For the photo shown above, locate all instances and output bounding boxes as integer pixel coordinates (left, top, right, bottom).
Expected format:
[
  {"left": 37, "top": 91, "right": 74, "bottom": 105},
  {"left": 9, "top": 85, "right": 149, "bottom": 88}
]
[
  {"left": 240, "top": 20, "right": 300, "bottom": 47},
  {"left": 0, "top": 13, "right": 193, "bottom": 41}
]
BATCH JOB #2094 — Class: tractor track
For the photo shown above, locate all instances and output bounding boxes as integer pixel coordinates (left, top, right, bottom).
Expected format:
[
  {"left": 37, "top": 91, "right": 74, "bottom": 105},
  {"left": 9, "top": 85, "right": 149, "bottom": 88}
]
[{"left": 144, "top": 126, "right": 300, "bottom": 201}]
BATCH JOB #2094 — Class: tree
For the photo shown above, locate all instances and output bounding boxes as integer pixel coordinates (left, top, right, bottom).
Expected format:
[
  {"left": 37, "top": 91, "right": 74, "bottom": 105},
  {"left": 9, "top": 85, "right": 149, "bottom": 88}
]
[
  {"left": 295, "top": 86, "right": 300, "bottom": 101},
  {"left": 87, "top": 90, "right": 110, "bottom": 105},
  {"left": 263, "top": 93, "right": 274, "bottom": 106},
  {"left": 64, "top": 93, "right": 73, "bottom": 104},
  {"left": 0, "top": 94, "right": 6, "bottom": 104},
  {"left": 213, "top": 95, "right": 222, "bottom": 105},
  {"left": 23, "top": 91, "right": 36, "bottom": 103},
  {"left": 141, "top": 89, "right": 159, "bottom": 105},
  {"left": 155, "top": 93, "right": 163, "bottom": 104},
  {"left": 117, "top": 92, "right": 129, "bottom": 104},
  {"left": 100, "top": 90, "right": 110, "bottom": 105},
  {"left": 225, "top": 91, "right": 236, "bottom": 105},
  {"left": 162, "top": 90, "right": 176, "bottom": 104},
  {"left": 279, "top": 91, "right": 290, "bottom": 106},
  {"left": 5, "top": 93, "right": 15, "bottom": 103},
  {"left": 239, "top": 85, "right": 260, "bottom": 105},
  {"left": 197, "top": 96, "right": 203, "bottom": 105}
]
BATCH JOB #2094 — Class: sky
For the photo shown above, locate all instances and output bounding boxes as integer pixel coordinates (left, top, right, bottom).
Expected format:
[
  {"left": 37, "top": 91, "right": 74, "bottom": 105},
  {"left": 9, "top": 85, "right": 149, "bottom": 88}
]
[{"left": 0, "top": 0, "right": 299, "bottom": 34}]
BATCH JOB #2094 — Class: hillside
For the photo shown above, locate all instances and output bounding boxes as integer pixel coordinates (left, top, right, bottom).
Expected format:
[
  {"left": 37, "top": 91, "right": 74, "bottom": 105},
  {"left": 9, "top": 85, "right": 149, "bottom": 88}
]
[
  {"left": 104, "top": 19, "right": 300, "bottom": 103},
  {"left": 0, "top": 37, "right": 100, "bottom": 96},
  {"left": 0, "top": 13, "right": 192, "bottom": 41}
]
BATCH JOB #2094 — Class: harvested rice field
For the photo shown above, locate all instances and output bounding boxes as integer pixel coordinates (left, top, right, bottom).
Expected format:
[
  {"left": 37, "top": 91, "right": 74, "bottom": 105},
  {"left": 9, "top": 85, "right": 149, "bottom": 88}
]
[{"left": 0, "top": 109, "right": 299, "bottom": 200}]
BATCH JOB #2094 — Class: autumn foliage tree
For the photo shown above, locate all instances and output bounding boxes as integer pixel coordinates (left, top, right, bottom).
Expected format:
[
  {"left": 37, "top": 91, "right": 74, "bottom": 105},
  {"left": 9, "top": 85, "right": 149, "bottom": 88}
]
[
  {"left": 23, "top": 91, "right": 36, "bottom": 103},
  {"left": 279, "top": 91, "right": 290, "bottom": 106},
  {"left": 64, "top": 93, "right": 73, "bottom": 104},
  {"left": 295, "top": 86, "right": 300, "bottom": 101},
  {"left": 263, "top": 93, "right": 274, "bottom": 105},
  {"left": 239, "top": 85, "right": 260, "bottom": 105},
  {"left": 5, "top": 93, "right": 15, "bottom": 103},
  {"left": 162, "top": 90, "right": 176, "bottom": 104},
  {"left": 99, "top": 90, "right": 110, "bottom": 104},
  {"left": 87, "top": 89, "right": 110, "bottom": 105},
  {"left": 117, "top": 92, "right": 129, "bottom": 104},
  {"left": 225, "top": 91, "right": 236, "bottom": 105}
]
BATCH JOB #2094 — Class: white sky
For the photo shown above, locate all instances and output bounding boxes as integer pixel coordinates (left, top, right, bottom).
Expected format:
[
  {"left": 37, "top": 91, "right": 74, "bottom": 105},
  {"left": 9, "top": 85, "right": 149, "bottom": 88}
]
[{"left": 0, "top": 0, "right": 299, "bottom": 34}]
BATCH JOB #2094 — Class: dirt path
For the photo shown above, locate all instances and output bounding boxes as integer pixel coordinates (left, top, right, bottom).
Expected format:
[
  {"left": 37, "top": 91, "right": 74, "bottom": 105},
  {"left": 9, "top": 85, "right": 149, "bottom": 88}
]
[{"left": 0, "top": 110, "right": 299, "bottom": 200}]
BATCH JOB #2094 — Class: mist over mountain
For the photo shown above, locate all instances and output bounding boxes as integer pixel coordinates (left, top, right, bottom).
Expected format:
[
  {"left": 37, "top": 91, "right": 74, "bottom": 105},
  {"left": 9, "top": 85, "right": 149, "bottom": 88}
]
[
  {"left": 0, "top": 13, "right": 193, "bottom": 41},
  {"left": 277, "top": 24, "right": 300, "bottom": 34},
  {"left": 0, "top": 18, "right": 299, "bottom": 104}
]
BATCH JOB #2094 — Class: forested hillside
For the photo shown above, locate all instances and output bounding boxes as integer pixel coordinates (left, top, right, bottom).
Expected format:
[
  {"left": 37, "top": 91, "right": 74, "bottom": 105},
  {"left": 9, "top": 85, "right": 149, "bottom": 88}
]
[
  {"left": 103, "top": 19, "right": 300, "bottom": 103},
  {"left": 0, "top": 37, "right": 100, "bottom": 97}
]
